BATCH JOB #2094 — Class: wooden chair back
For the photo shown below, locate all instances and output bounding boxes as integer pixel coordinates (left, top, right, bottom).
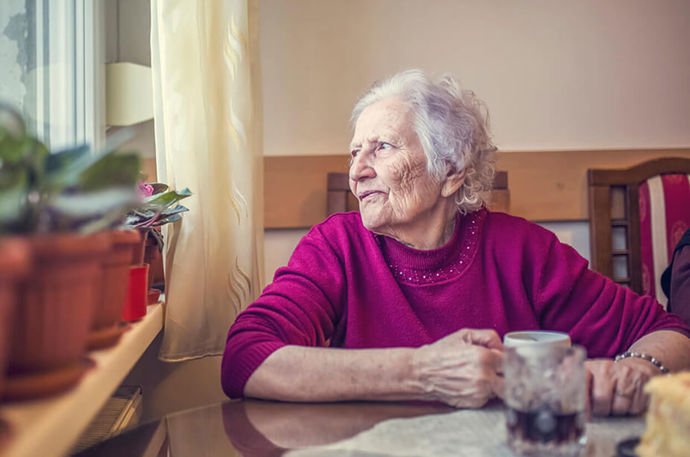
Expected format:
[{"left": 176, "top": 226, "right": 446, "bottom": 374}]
[
  {"left": 588, "top": 157, "right": 690, "bottom": 306},
  {"left": 327, "top": 171, "right": 510, "bottom": 214}
]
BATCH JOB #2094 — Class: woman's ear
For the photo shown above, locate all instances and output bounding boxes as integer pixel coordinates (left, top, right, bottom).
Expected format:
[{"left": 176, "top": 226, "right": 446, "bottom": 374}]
[{"left": 441, "top": 168, "right": 465, "bottom": 197}]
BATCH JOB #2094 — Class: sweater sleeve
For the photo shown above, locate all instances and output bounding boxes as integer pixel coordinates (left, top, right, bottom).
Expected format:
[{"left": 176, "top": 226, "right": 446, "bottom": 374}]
[
  {"left": 530, "top": 230, "right": 690, "bottom": 358},
  {"left": 221, "top": 225, "right": 347, "bottom": 398}
]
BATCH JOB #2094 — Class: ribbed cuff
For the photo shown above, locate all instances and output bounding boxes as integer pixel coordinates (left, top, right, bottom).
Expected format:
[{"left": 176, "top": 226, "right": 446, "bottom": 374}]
[{"left": 223, "top": 340, "right": 287, "bottom": 398}]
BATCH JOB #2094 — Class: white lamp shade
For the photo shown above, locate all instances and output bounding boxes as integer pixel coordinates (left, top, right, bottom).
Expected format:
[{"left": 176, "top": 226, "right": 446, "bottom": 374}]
[{"left": 106, "top": 62, "right": 153, "bottom": 126}]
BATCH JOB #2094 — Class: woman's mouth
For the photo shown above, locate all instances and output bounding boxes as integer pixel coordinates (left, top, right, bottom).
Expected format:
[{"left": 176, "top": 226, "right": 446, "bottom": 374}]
[{"left": 358, "top": 191, "right": 383, "bottom": 201}]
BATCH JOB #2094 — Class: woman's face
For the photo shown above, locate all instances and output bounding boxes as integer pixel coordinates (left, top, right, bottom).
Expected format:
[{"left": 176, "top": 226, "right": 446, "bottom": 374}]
[{"left": 349, "top": 97, "right": 446, "bottom": 240}]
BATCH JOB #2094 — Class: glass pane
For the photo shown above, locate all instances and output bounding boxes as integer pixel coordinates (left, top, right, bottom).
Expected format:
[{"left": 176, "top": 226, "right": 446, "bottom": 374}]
[
  {"left": 612, "top": 255, "right": 629, "bottom": 280},
  {"left": 610, "top": 187, "right": 626, "bottom": 220},
  {"left": 612, "top": 226, "right": 627, "bottom": 251},
  {"left": 0, "top": 0, "right": 101, "bottom": 151},
  {"left": 0, "top": 1, "right": 32, "bottom": 114}
]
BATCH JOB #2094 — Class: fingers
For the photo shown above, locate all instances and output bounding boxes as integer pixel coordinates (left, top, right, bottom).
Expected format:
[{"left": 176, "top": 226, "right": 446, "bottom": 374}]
[
  {"left": 623, "top": 369, "right": 648, "bottom": 415},
  {"left": 462, "top": 332, "right": 504, "bottom": 402},
  {"left": 421, "top": 330, "right": 505, "bottom": 409},
  {"left": 586, "top": 359, "right": 653, "bottom": 417},
  {"left": 491, "top": 373, "right": 505, "bottom": 400},
  {"left": 457, "top": 328, "right": 504, "bottom": 350},
  {"left": 629, "top": 377, "right": 648, "bottom": 415},
  {"left": 479, "top": 348, "right": 503, "bottom": 372},
  {"left": 480, "top": 348, "right": 505, "bottom": 401},
  {"left": 422, "top": 344, "right": 504, "bottom": 409},
  {"left": 492, "top": 349, "right": 504, "bottom": 375},
  {"left": 590, "top": 365, "right": 615, "bottom": 416},
  {"left": 611, "top": 387, "right": 633, "bottom": 415},
  {"left": 611, "top": 366, "right": 636, "bottom": 415}
]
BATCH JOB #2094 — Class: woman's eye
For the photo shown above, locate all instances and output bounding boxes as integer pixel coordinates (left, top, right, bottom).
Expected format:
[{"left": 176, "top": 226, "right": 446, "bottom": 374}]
[
  {"left": 350, "top": 149, "right": 360, "bottom": 158},
  {"left": 378, "top": 142, "right": 393, "bottom": 150}
]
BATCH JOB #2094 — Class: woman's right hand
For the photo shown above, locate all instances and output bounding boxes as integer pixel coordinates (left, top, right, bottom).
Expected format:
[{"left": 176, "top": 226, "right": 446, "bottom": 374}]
[{"left": 411, "top": 329, "right": 504, "bottom": 408}]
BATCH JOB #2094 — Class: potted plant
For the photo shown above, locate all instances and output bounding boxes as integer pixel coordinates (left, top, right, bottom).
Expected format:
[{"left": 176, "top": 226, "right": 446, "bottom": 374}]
[
  {"left": 0, "top": 108, "right": 32, "bottom": 400},
  {"left": 122, "top": 182, "right": 191, "bottom": 314},
  {"left": 0, "top": 104, "right": 140, "bottom": 399},
  {"left": 87, "top": 228, "right": 142, "bottom": 349},
  {"left": 126, "top": 182, "right": 191, "bottom": 264},
  {"left": 0, "top": 238, "right": 29, "bottom": 400}
]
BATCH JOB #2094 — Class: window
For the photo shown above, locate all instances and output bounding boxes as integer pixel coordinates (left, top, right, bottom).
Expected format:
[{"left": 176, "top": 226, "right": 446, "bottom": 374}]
[{"left": 0, "top": 0, "right": 105, "bottom": 151}]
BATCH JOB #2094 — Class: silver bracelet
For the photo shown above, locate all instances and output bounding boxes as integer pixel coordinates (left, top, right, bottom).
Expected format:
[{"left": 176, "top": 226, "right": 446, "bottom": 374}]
[{"left": 614, "top": 351, "right": 670, "bottom": 374}]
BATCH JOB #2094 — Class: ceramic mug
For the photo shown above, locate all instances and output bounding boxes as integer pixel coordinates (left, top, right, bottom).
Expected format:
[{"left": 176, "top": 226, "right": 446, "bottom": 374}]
[{"left": 503, "top": 330, "right": 571, "bottom": 349}]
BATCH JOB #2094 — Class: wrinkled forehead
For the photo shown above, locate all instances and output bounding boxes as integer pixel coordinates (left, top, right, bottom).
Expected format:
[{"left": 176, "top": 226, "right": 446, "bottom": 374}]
[{"left": 351, "top": 97, "right": 416, "bottom": 145}]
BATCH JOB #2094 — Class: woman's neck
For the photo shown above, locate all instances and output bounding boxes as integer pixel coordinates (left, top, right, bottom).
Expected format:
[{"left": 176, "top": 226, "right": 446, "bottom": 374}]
[{"left": 387, "top": 203, "right": 458, "bottom": 250}]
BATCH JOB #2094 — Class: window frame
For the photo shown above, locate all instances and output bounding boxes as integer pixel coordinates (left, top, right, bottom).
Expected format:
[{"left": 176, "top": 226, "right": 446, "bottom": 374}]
[{"left": 31, "top": 0, "right": 104, "bottom": 152}]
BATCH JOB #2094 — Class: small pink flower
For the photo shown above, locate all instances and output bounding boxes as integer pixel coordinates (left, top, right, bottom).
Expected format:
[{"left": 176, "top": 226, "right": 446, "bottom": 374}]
[{"left": 138, "top": 182, "right": 154, "bottom": 197}]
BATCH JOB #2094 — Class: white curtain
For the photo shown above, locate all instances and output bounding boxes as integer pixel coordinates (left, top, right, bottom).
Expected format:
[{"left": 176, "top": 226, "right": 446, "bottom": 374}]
[{"left": 150, "top": 0, "right": 263, "bottom": 361}]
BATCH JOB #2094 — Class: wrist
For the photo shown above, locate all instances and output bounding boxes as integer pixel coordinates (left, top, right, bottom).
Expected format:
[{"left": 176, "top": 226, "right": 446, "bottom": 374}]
[
  {"left": 614, "top": 351, "right": 669, "bottom": 374},
  {"left": 408, "top": 345, "right": 434, "bottom": 400}
]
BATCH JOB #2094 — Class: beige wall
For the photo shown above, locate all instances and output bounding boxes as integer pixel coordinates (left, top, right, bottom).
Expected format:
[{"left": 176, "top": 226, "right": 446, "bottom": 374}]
[
  {"left": 261, "top": 0, "right": 690, "bottom": 281},
  {"left": 260, "top": 0, "right": 690, "bottom": 156}
]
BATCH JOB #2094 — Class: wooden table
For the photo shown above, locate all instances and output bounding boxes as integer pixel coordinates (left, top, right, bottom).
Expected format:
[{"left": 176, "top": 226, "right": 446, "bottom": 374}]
[{"left": 73, "top": 399, "right": 646, "bottom": 457}]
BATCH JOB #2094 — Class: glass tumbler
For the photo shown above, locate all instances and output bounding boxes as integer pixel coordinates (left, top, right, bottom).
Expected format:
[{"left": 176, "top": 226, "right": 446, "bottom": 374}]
[{"left": 504, "top": 345, "right": 587, "bottom": 457}]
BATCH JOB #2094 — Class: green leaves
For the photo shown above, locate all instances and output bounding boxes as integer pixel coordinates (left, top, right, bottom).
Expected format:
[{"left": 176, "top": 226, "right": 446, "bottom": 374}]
[
  {"left": 0, "top": 169, "right": 28, "bottom": 228},
  {"left": 145, "top": 188, "right": 192, "bottom": 208},
  {"left": 124, "top": 188, "right": 192, "bottom": 230},
  {"left": 0, "top": 104, "right": 192, "bottom": 238},
  {"left": 122, "top": 184, "right": 192, "bottom": 252},
  {"left": 0, "top": 104, "right": 142, "bottom": 234},
  {"left": 77, "top": 151, "right": 141, "bottom": 190}
]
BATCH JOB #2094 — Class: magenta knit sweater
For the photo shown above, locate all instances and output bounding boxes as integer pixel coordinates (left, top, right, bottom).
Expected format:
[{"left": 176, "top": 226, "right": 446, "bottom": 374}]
[{"left": 221, "top": 209, "right": 689, "bottom": 398}]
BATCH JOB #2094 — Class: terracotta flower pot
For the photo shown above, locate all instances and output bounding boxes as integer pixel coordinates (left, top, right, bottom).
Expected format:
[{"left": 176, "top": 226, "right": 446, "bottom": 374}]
[
  {"left": 143, "top": 229, "right": 165, "bottom": 290},
  {"left": 4, "top": 232, "right": 111, "bottom": 401},
  {"left": 87, "top": 230, "right": 142, "bottom": 350},
  {"left": 0, "top": 238, "right": 30, "bottom": 399}
]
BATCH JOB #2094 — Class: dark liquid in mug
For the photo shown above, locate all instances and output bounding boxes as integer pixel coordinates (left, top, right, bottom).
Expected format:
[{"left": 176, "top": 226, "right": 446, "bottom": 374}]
[{"left": 506, "top": 407, "right": 584, "bottom": 444}]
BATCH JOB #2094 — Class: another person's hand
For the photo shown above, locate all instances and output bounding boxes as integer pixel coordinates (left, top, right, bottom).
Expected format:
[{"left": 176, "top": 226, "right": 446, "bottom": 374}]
[
  {"left": 412, "top": 328, "right": 504, "bottom": 408},
  {"left": 585, "top": 358, "right": 658, "bottom": 416}
]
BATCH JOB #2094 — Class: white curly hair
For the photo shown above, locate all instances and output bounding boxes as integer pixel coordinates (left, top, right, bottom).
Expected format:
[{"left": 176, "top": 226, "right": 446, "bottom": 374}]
[{"left": 351, "top": 69, "right": 497, "bottom": 214}]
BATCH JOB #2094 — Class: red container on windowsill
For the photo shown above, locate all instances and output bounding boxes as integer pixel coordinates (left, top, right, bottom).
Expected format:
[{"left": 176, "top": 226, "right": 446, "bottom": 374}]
[
  {"left": 147, "top": 288, "right": 161, "bottom": 305},
  {"left": 122, "top": 264, "right": 149, "bottom": 322}
]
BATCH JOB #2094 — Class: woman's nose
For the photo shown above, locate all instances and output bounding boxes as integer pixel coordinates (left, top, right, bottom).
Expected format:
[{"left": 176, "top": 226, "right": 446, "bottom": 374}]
[{"left": 349, "top": 152, "right": 376, "bottom": 181}]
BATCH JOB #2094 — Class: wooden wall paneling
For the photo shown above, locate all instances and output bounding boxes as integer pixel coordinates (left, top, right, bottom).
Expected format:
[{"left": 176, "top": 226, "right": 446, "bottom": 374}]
[
  {"left": 264, "top": 148, "right": 690, "bottom": 228},
  {"left": 146, "top": 149, "right": 690, "bottom": 228},
  {"left": 486, "top": 171, "right": 509, "bottom": 213},
  {"left": 264, "top": 155, "right": 350, "bottom": 228},
  {"left": 496, "top": 148, "right": 690, "bottom": 222},
  {"left": 326, "top": 172, "right": 350, "bottom": 215}
]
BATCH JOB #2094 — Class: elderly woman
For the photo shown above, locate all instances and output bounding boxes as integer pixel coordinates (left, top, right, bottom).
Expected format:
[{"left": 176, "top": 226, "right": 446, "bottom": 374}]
[{"left": 222, "top": 69, "right": 690, "bottom": 416}]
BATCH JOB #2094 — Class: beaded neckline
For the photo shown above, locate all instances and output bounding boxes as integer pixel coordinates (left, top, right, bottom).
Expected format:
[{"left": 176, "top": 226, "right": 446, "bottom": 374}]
[{"left": 377, "top": 209, "right": 486, "bottom": 285}]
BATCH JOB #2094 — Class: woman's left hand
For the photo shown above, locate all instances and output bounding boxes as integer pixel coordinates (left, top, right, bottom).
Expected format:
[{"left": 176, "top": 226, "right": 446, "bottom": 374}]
[{"left": 585, "top": 358, "right": 658, "bottom": 416}]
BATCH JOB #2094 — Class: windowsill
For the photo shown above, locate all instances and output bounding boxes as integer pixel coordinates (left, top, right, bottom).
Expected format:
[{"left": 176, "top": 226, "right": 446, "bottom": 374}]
[{"left": 1, "top": 302, "right": 164, "bottom": 457}]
